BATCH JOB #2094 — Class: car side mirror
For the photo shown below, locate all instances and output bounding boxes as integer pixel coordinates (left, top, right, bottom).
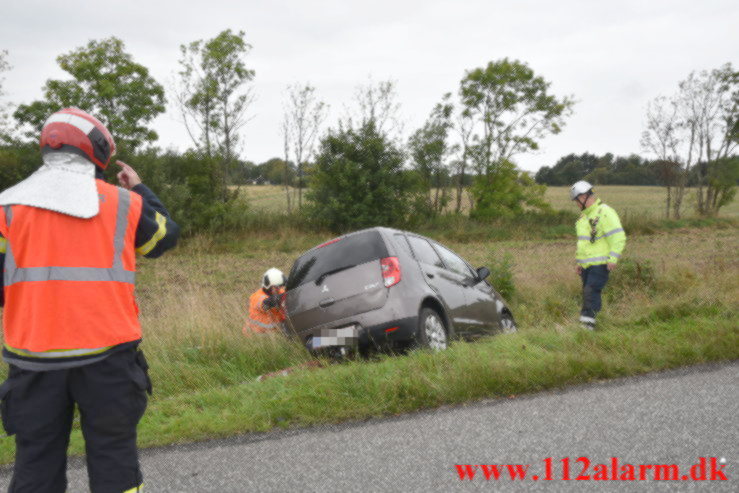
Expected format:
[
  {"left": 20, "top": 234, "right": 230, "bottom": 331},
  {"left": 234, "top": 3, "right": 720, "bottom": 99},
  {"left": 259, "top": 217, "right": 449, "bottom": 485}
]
[{"left": 476, "top": 267, "right": 490, "bottom": 283}]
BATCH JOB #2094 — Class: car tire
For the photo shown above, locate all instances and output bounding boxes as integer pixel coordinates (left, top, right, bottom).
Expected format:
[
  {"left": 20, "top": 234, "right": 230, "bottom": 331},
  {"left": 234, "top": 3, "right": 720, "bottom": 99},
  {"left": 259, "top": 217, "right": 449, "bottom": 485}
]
[
  {"left": 416, "top": 307, "right": 448, "bottom": 351},
  {"left": 500, "top": 310, "right": 517, "bottom": 334}
]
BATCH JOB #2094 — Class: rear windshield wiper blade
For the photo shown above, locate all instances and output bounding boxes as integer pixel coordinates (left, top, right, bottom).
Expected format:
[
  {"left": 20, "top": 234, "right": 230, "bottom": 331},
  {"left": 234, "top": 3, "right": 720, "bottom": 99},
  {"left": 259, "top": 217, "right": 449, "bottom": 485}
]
[{"left": 315, "top": 264, "right": 357, "bottom": 285}]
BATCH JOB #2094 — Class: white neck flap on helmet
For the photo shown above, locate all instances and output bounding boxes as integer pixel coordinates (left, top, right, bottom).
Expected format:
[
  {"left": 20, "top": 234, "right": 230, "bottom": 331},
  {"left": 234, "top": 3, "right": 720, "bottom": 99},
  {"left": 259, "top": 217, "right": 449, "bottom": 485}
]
[{"left": 0, "top": 152, "right": 100, "bottom": 218}]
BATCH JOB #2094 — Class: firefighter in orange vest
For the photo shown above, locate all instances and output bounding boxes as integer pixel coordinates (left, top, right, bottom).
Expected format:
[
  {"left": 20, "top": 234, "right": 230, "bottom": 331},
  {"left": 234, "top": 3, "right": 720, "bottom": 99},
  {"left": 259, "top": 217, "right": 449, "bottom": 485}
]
[
  {"left": 243, "top": 268, "right": 287, "bottom": 335},
  {"left": 0, "top": 108, "right": 179, "bottom": 492}
]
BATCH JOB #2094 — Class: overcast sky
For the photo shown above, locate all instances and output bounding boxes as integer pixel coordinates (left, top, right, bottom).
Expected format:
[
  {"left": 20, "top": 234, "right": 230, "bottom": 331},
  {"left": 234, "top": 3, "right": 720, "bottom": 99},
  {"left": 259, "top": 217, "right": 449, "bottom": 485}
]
[{"left": 1, "top": 0, "right": 737, "bottom": 172}]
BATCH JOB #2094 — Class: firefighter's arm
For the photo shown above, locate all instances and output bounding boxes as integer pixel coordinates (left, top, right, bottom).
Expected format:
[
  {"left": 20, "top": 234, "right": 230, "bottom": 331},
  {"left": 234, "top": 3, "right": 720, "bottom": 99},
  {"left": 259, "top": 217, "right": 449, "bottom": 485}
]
[
  {"left": 0, "top": 235, "right": 5, "bottom": 307},
  {"left": 0, "top": 209, "right": 7, "bottom": 307},
  {"left": 132, "top": 184, "right": 180, "bottom": 258},
  {"left": 603, "top": 207, "right": 626, "bottom": 264}
]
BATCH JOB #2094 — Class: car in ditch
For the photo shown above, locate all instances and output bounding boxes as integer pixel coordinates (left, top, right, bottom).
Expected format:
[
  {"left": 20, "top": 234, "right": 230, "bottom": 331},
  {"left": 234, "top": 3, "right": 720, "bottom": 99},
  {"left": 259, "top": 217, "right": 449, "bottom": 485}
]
[{"left": 283, "top": 227, "right": 516, "bottom": 356}]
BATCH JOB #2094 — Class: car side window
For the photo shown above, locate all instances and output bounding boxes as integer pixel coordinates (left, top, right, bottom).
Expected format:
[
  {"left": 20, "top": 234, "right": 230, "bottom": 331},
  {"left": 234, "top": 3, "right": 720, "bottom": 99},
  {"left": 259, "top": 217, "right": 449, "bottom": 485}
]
[
  {"left": 407, "top": 236, "right": 444, "bottom": 268},
  {"left": 434, "top": 243, "right": 475, "bottom": 278}
]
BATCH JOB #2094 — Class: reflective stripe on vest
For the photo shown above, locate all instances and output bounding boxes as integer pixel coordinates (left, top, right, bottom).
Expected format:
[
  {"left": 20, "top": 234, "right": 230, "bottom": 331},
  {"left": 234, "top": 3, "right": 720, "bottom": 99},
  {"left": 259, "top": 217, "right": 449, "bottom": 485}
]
[
  {"left": 3, "top": 190, "right": 134, "bottom": 287},
  {"left": 4, "top": 343, "right": 113, "bottom": 359},
  {"left": 576, "top": 256, "right": 609, "bottom": 264},
  {"left": 248, "top": 318, "right": 280, "bottom": 330}
]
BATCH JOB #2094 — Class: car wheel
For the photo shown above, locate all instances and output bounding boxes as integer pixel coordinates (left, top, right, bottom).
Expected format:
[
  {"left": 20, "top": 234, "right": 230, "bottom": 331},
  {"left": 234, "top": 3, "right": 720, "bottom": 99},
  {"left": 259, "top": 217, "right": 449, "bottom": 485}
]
[
  {"left": 417, "top": 307, "right": 448, "bottom": 351},
  {"left": 500, "top": 310, "right": 517, "bottom": 334}
]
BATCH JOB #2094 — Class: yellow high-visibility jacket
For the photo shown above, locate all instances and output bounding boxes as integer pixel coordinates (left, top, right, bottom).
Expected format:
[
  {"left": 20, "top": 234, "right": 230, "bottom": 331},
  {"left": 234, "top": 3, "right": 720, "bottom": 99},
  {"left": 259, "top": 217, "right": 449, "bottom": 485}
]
[{"left": 575, "top": 199, "right": 626, "bottom": 268}]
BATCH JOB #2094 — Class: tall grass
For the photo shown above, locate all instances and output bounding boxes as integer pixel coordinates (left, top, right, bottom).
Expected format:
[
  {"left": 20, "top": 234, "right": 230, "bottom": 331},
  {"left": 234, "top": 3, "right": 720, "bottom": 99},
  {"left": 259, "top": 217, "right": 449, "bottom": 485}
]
[{"left": 136, "top": 226, "right": 739, "bottom": 400}]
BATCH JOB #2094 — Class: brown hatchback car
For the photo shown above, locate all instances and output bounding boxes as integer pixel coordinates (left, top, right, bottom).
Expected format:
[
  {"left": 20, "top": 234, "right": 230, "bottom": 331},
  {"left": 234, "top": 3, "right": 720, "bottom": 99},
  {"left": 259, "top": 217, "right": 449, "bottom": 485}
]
[{"left": 284, "top": 227, "right": 516, "bottom": 355}]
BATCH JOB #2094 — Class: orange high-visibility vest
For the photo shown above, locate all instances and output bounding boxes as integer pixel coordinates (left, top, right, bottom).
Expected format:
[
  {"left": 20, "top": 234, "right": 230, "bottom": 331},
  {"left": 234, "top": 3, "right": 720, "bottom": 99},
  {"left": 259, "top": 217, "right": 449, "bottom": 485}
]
[
  {"left": 0, "top": 180, "right": 143, "bottom": 352},
  {"left": 243, "top": 287, "right": 286, "bottom": 335}
]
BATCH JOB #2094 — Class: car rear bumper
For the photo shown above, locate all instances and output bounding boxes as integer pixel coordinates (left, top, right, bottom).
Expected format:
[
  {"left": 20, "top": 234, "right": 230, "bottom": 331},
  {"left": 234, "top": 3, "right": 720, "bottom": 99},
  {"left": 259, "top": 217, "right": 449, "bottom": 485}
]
[
  {"left": 289, "top": 312, "right": 418, "bottom": 352},
  {"left": 361, "top": 316, "right": 417, "bottom": 348}
]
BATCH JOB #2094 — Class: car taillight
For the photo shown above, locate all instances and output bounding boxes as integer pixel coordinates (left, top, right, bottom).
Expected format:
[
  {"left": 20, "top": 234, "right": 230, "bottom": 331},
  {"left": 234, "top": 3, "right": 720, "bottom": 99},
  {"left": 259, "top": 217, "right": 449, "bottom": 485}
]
[{"left": 380, "top": 257, "right": 401, "bottom": 288}]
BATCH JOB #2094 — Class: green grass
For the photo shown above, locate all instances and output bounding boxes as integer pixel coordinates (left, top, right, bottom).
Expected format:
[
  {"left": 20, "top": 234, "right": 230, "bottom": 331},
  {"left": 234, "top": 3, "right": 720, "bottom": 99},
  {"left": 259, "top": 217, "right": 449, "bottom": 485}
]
[{"left": 0, "top": 308, "right": 735, "bottom": 464}]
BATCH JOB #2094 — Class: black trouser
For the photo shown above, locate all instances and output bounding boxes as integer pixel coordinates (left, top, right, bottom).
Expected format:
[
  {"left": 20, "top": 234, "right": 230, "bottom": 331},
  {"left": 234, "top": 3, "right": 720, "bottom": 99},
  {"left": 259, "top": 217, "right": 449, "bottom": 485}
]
[
  {"left": 580, "top": 264, "right": 610, "bottom": 320},
  {"left": 0, "top": 347, "right": 151, "bottom": 493}
]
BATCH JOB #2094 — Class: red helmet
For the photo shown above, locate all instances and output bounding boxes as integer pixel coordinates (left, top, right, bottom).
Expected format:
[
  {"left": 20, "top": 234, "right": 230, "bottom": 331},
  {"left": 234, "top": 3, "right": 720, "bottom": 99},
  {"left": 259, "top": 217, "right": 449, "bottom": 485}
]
[{"left": 39, "top": 108, "right": 116, "bottom": 169}]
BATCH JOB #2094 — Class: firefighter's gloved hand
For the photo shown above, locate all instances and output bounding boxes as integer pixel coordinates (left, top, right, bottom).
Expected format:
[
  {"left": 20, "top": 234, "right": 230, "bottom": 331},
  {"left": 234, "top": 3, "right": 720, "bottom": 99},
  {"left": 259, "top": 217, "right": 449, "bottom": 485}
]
[
  {"left": 262, "top": 294, "right": 282, "bottom": 310},
  {"left": 116, "top": 161, "right": 142, "bottom": 190}
]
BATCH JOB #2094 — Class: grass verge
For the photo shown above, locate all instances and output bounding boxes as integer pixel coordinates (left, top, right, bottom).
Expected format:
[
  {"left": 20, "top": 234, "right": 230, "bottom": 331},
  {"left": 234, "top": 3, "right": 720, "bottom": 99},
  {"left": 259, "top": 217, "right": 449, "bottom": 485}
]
[{"left": 0, "top": 307, "right": 735, "bottom": 465}]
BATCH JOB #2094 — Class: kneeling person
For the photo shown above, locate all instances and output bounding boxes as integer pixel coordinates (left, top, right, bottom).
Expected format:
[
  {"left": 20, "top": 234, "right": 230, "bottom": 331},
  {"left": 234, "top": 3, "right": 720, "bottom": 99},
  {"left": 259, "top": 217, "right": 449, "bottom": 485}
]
[{"left": 243, "top": 268, "right": 287, "bottom": 335}]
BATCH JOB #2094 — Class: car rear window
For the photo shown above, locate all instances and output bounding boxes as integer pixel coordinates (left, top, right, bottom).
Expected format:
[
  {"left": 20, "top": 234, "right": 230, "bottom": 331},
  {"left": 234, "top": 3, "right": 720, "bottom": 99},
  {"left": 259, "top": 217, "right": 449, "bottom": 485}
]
[{"left": 287, "top": 230, "right": 389, "bottom": 289}]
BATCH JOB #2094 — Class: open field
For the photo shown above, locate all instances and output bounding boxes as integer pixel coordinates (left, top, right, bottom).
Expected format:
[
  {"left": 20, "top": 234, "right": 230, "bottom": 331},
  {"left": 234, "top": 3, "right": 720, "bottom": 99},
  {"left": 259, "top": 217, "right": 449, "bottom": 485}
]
[
  {"left": 0, "top": 187, "right": 737, "bottom": 463},
  {"left": 237, "top": 184, "right": 739, "bottom": 220}
]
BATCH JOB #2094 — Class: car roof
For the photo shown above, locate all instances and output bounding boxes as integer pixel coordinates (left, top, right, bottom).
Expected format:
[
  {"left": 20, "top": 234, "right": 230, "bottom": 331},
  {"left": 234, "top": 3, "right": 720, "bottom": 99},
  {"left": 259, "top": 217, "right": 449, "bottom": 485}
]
[{"left": 295, "top": 226, "right": 447, "bottom": 260}]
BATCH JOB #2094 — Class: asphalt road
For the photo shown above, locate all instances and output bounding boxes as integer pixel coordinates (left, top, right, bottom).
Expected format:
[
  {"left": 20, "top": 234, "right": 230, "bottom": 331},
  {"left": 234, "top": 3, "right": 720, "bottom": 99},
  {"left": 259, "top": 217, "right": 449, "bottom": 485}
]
[{"left": 2, "top": 361, "right": 737, "bottom": 492}]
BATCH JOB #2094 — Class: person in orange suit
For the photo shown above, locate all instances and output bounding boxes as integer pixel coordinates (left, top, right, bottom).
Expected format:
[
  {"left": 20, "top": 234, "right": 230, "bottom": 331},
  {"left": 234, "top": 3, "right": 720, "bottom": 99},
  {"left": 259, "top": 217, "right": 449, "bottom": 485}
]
[{"left": 243, "top": 267, "right": 287, "bottom": 335}]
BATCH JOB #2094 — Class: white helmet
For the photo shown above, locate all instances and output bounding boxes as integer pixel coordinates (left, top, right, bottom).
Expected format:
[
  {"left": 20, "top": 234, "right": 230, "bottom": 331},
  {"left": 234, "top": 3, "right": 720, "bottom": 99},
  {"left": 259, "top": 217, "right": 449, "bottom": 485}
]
[
  {"left": 570, "top": 180, "right": 593, "bottom": 200},
  {"left": 262, "top": 268, "right": 286, "bottom": 290}
]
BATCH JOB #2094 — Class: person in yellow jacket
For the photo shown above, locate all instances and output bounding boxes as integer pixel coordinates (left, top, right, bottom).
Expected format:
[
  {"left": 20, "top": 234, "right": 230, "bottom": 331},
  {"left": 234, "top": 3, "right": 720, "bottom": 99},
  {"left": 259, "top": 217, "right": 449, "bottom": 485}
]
[
  {"left": 243, "top": 268, "right": 287, "bottom": 335},
  {"left": 571, "top": 181, "right": 626, "bottom": 330}
]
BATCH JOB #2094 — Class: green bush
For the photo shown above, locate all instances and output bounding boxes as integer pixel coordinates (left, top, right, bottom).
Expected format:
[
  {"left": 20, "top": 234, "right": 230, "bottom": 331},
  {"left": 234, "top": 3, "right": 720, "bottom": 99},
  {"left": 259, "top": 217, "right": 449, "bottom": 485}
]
[
  {"left": 306, "top": 122, "right": 426, "bottom": 233},
  {"left": 470, "top": 160, "right": 552, "bottom": 220},
  {"left": 120, "top": 149, "right": 244, "bottom": 235},
  {"left": 486, "top": 250, "right": 516, "bottom": 301},
  {"left": 0, "top": 143, "right": 42, "bottom": 191}
]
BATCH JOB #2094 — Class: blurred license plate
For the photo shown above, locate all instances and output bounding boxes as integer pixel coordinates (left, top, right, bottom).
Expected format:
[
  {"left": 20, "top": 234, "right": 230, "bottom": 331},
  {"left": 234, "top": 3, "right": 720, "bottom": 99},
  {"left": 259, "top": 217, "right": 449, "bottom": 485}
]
[{"left": 312, "top": 325, "right": 358, "bottom": 349}]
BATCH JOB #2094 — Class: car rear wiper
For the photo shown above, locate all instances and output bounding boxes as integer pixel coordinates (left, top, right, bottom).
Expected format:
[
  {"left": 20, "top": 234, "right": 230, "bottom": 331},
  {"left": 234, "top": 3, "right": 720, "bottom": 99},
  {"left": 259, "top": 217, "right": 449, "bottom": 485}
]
[{"left": 315, "top": 264, "right": 357, "bottom": 285}]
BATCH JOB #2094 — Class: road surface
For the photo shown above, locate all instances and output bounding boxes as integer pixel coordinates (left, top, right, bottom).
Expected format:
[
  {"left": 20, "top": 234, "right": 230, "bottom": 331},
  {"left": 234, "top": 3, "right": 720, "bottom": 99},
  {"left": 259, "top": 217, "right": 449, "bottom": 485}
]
[{"left": 1, "top": 361, "right": 737, "bottom": 491}]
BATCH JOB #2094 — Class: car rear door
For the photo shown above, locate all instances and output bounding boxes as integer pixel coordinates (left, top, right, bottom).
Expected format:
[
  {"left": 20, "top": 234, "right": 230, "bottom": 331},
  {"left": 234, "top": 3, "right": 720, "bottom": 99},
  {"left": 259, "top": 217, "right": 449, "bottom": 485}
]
[
  {"left": 285, "top": 231, "right": 390, "bottom": 332},
  {"left": 406, "top": 235, "right": 469, "bottom": 333}
]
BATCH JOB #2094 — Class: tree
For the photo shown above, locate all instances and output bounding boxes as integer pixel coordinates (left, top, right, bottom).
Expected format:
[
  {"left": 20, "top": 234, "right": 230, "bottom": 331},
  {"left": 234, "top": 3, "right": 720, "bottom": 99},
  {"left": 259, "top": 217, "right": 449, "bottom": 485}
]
[
  {"left": 0, "top": 49, "right": 12, "bottom": 144},
  {"left": 453, "top": 109, "right": 474, "bottom": 212},
  {"left": 703, "top": 157, "right": 738, "bottom": 215},
  {"left": 176, "top": 29, "right": 255, "bottom": 198},
  {"left": 344, "top": 79, "right": 403, "bottom": 140},
  {"left": 281, "top": 84, "right": 327, "bottom": 210},
  {"left": 14, "top": 38, "right": 165, "bottom": 153},
  {"left": 257, "top": 157, "right": 296, "bottom": 185},
  {"left": 408, "top": 93, "right": 455, "bottom": 214},
  {"left": 460, "top": 59, "right": 574, "bottom": 176},
  {"left": 642, "top": 63, "right": 738, "bottom": 218},
  {"left": 459, "top": 59, "right": 574, "bottom": 218},
  {"left": 641, "top": 96, "right": 684, "bottom": 217},
  {"left": 307, "top": 122, "right": 418, "bottom": 232}
]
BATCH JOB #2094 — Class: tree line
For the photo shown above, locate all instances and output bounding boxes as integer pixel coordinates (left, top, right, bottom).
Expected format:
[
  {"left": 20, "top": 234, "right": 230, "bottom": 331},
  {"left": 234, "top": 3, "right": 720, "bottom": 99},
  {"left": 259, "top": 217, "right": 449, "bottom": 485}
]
[{"left": 0, "top": 33, "right": 736, "bottom": 234}]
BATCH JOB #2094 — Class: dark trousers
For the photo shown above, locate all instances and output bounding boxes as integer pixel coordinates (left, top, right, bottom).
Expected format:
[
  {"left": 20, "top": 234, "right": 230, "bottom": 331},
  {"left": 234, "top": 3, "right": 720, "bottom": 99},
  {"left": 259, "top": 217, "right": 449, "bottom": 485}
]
[
  {"left": 0, "top": 347, "right": 151, "bottom": 493},
  {"left": 580, "top": 264, "right": 610, "bottom": 319}
]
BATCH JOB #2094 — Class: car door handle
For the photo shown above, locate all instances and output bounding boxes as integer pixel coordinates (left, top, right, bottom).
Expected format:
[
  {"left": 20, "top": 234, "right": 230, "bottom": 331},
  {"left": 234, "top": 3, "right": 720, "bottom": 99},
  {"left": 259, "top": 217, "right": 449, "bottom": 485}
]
[
  {"left": 426, "top": 272, "right": 435, "bottom": 279},
  {"left": 319, "top": 298, "right": 335, "bottom": 308}
]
